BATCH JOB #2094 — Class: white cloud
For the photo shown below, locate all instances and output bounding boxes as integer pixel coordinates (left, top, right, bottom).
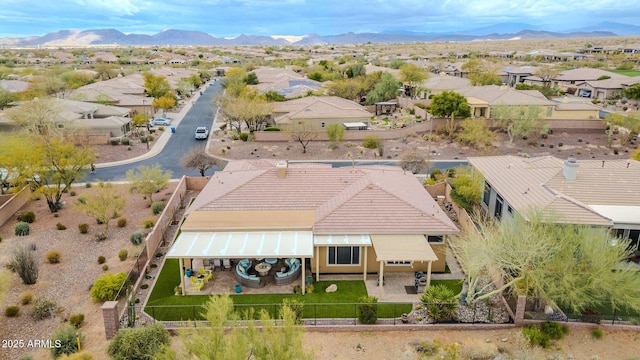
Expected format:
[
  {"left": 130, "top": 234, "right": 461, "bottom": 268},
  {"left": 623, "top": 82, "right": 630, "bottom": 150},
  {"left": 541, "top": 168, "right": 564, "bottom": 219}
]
[{"left": 73, "top": 0, "right": 142, "bottom": 16}]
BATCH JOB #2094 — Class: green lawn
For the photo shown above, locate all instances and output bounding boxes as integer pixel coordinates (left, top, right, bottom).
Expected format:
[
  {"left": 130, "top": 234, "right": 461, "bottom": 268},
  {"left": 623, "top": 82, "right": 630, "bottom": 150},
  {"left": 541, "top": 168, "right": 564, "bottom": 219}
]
[
  {"left": 606, "top": 69, "right": 640, "bottom": 77},
  {"left": 145, "top": 259, "right": 461, "bottom": 321}
]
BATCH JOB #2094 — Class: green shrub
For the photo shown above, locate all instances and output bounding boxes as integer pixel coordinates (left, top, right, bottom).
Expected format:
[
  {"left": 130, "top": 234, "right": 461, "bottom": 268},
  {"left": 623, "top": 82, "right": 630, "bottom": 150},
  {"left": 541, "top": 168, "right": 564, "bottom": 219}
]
[
  {"left": 77, "top": 196, "right": 87, "bottom": 204},
  {"left": 69, "top": 313, "right": 85, "bottom": 328},
  {"left": 151, "top": 202, "right": 165, "bottom": 215},
  {"left": 5, "top": 305, "right": 20, "bottom": 317},
  {"left": 102, "top": 264, "right": 109, "bottom": 271},
  {"left": 109, "top": 137, "right": 120, "bottom": 145},
  {"left": 541, "top": 320, "right": 569, "bottom": 340},
  {"left": 120, "top": 137, "right": 130, "bottom": 145},
  {"left": 107, "top": 324, "right": 170, "bottom": 360},
  {"left": 140, "top": 136, "right": 148, "bottom": 143},
  {"left": 17, "top": 211, "right": 36, "bottom": 223},
  {"left": 357, "top": 296, "right": 378, "bottom": 324},
  {"left": 69, "top": 190, "right": 76, "bottom": 196},
  {"left": 97, "top": 256, "right": 106, "bottom": 264},
  {"left": 85, "top": 182, "right": 92, "bottom": 188},
  {"left": 20, "top": 291, "right": 34, "bottom": 305},
  {"left": 31, "top": 298, "right": 57, "bottom": 320},
  {"left": 14, "top": 222, "right": 31, "bottom": 236},
  {"left": 51, "top": 325, "right": 84, "bottom": 358},
  {"left": 130, "top": 232, "right": 144, "bottom": 245},
  {"left": 94, "top": 232, "right": 107, "bottom": 241},
  {"left": 90, "top": 272, "right": 129, "bottom": 302},
  {"left": 282, "top": 298, "right": 304, "bottom": 324},
  {"left": 142, "top": 219, "right": 155, "bottom": 229},
  {"left": 118, "top": 249, "right": 128, "bottom": 261},
  {"left": 264, "top": 126, "right": 281, "bottom": 131},
  {"left": 45, "top": 250, "right": 62, "bottom": 264},
  {"left": 239, "top": 132, "right": 249, "bottom": 141},
  {"left": 78, "top": 223, "right": 89, "bottom": 234},
  {"left": 420, "top": 284, "right": 458, "bottom": 321},
  {"left": 362, "top": 134, "right": 382, "bottom": 149},
  {"left": 117, "top": 217, "right": 127, "bottom": 227},
  {"left": 147, "top": 135, "right": 154, "bottom": 142},
  {"left": 591, "top": 327, "right": 604, "bottom": 339},
  {"left": 522, "top": 324, "right": 550, "bottom": 348},
  {"left": 56, "top": 222, "right": 67, "bottom": 230}
]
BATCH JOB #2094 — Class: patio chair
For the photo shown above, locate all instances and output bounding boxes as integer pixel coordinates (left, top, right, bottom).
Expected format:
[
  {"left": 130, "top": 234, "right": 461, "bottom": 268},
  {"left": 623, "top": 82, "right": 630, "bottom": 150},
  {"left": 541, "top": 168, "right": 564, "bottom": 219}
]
[
  {"left": 199, "top": 267, "right": 213, "bottom": 282},
  {"left": 190, "top": 276, "right": 204, "bottom": 291},
  {"left": 222, "top": 258, "right": 232, "bottom": 271}
]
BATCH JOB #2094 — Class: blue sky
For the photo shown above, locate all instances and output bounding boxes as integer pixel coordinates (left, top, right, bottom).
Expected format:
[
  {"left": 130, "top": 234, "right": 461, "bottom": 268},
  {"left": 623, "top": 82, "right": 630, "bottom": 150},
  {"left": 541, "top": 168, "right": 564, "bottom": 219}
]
[{"left": 1, "top": 0, "right": 640, "bottom": 38}]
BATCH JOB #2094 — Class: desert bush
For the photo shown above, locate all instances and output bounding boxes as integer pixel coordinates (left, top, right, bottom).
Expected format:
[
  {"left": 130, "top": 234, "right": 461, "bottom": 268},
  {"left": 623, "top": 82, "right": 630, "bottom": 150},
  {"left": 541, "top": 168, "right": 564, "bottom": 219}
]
[
  {"left": 420, "top": 284, "right": 458, "bottom": 321},
  {"left": 69, "top": 190, "right": 76, "bottom": 196},
  {"left": 130, "top": 232, "right": 144, "bottom": 245},
  {"left": 459, "top": 339, "right": 499, "bottom": 360},
  {"left": 109, "top": 137, "right": 120, "bottom": 145},
  {"left": 31, "top": 298, "right": 57, "bottom": 320},
  {"left": 85, "top": 182, "right": 92, "bottom": 188},
  {"left": 106, "top": 323, "right": 170, "bottom": 360},
  {"left": 151, "top": 202, "right": 165, "bottom": 215},
  {"left": 20, "top": 291, "right": 34, "bottom": 305},
  {"left": 142, "top": 219, "right": 155, "bottom": 229},
  {"left": 362, "top": 134, "right": 382, "bottom": 149},
  {"left": 102, "top": 264, "right": 109, "bottom": 271},
  {"left": 117, "top": 217, "right": 127, "bottom": 227},
  {"left": 97, "top": 256, "right": 106, "bottom": 264},
  {"left": 118, "top": 249, "right": 128, "bottom": 261},
  {"left": 51, "top": 325, "right": 84, "bottom": 358},
  {"left": 591, "top": 327, "right": 604, "bottom": 339},
  {"left": 120, "top": 137, "right": 130, "bottom": 145},
  {"left": 541, "top": 320, "right": 569, "bottom": 340},
  {"left": 264, "top": 126, "right": 280, "bottom": 131},
  {"left": 56, "top": 222, "right": 67, "bottom": 230},
  {"left": 14, "top": 222, "right": 31, "bottom": 236},
  {"left": 90, "top": 272, "right": 129, "bottom": 302},
  {"left": 69, "top": 313, "right": 85, "bottom": 328},
  {"left": 94, "top": 232, "right": 107, "bottom": 241},
  {"left": 10, "top": 245, "right": 39, "bottom": 284},
  {"left": 147, "top": 135, "right": 154, "bottom": 142},
  {"left": 78, "top": 223, "right": 89, "bottom": 234},
  {"left": 5, "top": 305, "right": 20, "bottom": 317},
  {"left": 357, "top": 296, "right": 378, "bottom": 324},
  {"left": 239, "top": 132, "right": 249, "bottom": 141},
  {"left": 140, "top": 136, "right": 148, "bottom": 143},
  {"left": 16, "top": 211, "right": 36, "bottom": 223},
  {"left": 57, "top": 351, "right": 95, "bottom": 360},
  {"left": 45, "top": 250, "right": 62, "bottom": 264}
]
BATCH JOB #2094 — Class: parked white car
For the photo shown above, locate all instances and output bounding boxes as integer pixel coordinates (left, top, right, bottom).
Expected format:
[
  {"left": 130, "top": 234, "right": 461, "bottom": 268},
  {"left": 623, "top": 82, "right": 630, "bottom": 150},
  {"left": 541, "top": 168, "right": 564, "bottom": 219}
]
[
  {"left": 150, "top": 118, "right": 171, "bottom": 126},
  {"left": 195, "top": 126, "right": 209, "bottom": 140}
]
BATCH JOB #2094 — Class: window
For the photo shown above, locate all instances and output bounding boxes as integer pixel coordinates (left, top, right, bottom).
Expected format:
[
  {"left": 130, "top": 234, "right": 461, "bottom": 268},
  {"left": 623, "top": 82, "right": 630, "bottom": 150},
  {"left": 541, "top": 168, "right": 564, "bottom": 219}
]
[
  {"left": 427, "top": 235, "right": 443, "bottom": 243},
  {"left": 494, "top": 194, "right": 503, "bottom": 221},
  {"left": 483, "top": 182, "right": 491, "bottom": 206},
  {"left": 328, "top": 246, "right": 360, "bottom": 265},
  {"left": 386, "top": 260, "right": 411, "bottom": 266},
  {"left": 507, "top": 205, "right": 513, "bottom": 215}
]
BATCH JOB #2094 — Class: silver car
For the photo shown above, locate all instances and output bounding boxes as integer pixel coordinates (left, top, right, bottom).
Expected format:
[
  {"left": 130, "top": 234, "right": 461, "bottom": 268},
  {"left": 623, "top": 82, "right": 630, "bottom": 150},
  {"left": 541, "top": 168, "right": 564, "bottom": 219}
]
[{"left": 150, "top": 118, "right": 171, "bottom": 126}]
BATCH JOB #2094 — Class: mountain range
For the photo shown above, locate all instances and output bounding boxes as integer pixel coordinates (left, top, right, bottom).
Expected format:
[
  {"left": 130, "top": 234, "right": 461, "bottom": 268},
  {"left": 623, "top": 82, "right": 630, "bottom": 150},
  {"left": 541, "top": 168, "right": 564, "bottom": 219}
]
[{"left": 1, "top": 22, "right": 639, "bottom": 47}]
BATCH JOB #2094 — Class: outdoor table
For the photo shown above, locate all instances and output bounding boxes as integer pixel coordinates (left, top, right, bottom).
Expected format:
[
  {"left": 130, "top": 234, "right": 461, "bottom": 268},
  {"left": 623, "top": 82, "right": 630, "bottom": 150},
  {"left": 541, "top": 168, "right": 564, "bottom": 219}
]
[{"left": 255, "top": 262, "right": 272, "bottom": 276}]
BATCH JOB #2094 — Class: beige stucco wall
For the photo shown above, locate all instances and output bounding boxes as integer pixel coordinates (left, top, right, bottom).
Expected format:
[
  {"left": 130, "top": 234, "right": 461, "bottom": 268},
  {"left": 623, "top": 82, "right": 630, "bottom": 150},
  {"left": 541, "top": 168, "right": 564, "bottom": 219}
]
[{"left": 549, "top": 109, "right": 600, "bottom": 120}]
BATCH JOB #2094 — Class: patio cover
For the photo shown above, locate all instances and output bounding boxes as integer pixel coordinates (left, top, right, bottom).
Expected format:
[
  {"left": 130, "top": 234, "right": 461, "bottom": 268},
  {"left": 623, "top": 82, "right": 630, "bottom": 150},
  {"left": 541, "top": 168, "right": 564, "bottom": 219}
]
[
  {"left": 314, "top": 234, "right": 371, "bottom": 246},
  {"left": 370, "top": 234, "right": 438, "bottom": 262},
  {"left": 167, "top": 231, "right": 314, "bottom": 258}
]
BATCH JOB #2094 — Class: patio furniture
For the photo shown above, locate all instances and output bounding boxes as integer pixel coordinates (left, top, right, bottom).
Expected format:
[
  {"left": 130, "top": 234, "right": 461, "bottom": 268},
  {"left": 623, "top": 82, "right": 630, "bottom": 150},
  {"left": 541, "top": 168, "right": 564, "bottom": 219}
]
[
  {"left": 235, "top": 258, "right": 262, "bottom": 288},
  {"left": 199, "top": 267, "right": 213, "bottom": 282},
  {"left": 190, "top": 276, "right": 204, "bottom": 291},
  {"left": 222, "top": 258, "right": 232, "bottom": 271},
  {"left": 274, "top": 258, "right": 302, "bottom": 285},
  {"left": 265, "top": 258, "right": 278, "bottom": 265},
  {"left": 255, "top": 262, "right": 272, "bottom": 276}
]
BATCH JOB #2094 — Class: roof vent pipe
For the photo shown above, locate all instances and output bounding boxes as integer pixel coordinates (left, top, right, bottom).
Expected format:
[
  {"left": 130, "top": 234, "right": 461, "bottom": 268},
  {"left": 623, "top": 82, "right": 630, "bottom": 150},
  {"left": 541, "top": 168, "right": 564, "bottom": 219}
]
[{"left": 563, "top": 157, "right": 578, "bottom": 181}]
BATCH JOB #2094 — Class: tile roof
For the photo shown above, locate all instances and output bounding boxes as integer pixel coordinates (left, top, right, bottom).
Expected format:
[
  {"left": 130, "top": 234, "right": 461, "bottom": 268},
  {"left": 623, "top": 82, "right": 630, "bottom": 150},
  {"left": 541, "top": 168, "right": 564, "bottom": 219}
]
[
  {"left": 457, "top": 85, "right": 556, "bottom": 106},
  {"left": 273, "top": 96, "right": 372, "bottom": 124},
  {"left": 468, "top": 156, "right": 640, "bottom": 226},
  {"left": 187, "top": 160, "right": 459, "bottom": 235},
  {"left": 556, "top": 68, "right": 627, "bottom": 82}
]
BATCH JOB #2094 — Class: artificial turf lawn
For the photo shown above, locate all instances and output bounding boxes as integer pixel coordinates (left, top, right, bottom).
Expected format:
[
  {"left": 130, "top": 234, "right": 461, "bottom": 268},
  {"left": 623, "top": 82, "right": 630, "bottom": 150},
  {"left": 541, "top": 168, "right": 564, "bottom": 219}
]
[{"left": 145, "top": 259, "right": 462, "bottom": 321}]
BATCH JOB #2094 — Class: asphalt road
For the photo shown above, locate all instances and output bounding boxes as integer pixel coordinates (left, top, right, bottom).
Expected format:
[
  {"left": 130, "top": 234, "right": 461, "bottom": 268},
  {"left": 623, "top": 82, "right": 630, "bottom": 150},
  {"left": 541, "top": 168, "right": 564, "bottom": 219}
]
[{"left": 93, "top": 82, "right": 224, "bottom": 181}]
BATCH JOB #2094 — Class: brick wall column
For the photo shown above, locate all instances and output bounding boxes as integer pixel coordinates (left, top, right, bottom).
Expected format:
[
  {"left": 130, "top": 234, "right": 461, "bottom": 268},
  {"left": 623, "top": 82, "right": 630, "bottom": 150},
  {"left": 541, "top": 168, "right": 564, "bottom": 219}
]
[
  {"left": 102, "top": 301, "right": 119, "bottom": 339},
  {"left": 514, "top": 295, "right": 527, "bottom": 325}
]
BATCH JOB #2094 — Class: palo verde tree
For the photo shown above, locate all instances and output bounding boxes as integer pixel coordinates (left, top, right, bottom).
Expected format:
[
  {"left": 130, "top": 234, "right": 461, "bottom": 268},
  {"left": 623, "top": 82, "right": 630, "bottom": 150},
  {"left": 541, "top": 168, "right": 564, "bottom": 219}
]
[
  {"left": 454, "top": 210, "right": 640, "bottom": 314},
  {"left": 143, "top": 72, "right": 171, "bottom": 99},
  {"left": 218, "top": 94, "right": 272, "bottom": 133},
  {"left": 126, "top": 164, "right": 172, "bottom": 207},
  {"left": 180, "top": 145, "right": 223, "bottom": 176},
  {"left": 365, "top": 72, "right": 400, "bottom": 104},
  {"left": 75, "top": 181, "right": 126, "bottom": 237},
  {"left": 325, "top": 123, "right": 345, "bottom": 148},
  {"left": 399, "top": 63, "right": 427, "bottom": 98},
  {"left": 429, "top": 91, "right": 471, "bottom": 137},
  {"left": 178, "top": 294, "right": 313, "bottom": 360},
  {"left": 490, "top": 104, "right": 547, "bottom": 144},
  {"left": 152, "top": 94, "right": 177, "bottom": 117},
  {"left": 623, "top": 83, "right": 640, "bottom": 110}
]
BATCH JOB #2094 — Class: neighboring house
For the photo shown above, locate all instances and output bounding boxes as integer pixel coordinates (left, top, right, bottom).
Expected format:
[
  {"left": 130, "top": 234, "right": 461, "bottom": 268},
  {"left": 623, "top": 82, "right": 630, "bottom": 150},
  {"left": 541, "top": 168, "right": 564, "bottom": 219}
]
[
  {"left": 272, "top": 96, "right": 372, "bottom": 130},
  {"left": 71, "top": 87, "right": 153, "bottom": 117},
  {"left": 456, "top": 85, "right": 557, "bottom": 119},
  {"left": 168, "top": 159, "right": 459, "bottom": 293},
  {"left": 468, "top": 155, "right": 640, "bottom": 251},
  {"left": 249, "top": 67, "right": 323, "bottom": 99},
  {"left": 500, "top": 66, "right": 538, "bottom": 86},
  {"left": 416, "top": 73, "right": 470, "bottom": 99}
]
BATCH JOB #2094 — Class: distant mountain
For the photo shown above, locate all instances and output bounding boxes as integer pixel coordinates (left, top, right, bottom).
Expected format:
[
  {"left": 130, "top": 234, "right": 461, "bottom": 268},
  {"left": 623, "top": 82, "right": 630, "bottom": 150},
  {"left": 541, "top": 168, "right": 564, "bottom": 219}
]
[
  {"left": 0, "top": 26, "right": 629, "bottom": 47},
  {"left": 565, "top": 21, "right": 640, "bottom": 37}
]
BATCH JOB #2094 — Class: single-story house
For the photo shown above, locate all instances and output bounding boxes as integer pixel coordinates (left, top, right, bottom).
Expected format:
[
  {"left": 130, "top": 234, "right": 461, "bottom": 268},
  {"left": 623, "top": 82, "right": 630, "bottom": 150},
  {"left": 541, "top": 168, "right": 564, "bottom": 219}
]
[
  {"left": 272, "top": 96, "right": 372, "bottom": 130},
  {"left": 468, "top": 155, "right": 640, "bottom": 250},
  {"left": 168, "top": 159, "right": 459, "bottom": 294},
  {"left": 456, "top": 85, "right": 557, "bottom": 119}
]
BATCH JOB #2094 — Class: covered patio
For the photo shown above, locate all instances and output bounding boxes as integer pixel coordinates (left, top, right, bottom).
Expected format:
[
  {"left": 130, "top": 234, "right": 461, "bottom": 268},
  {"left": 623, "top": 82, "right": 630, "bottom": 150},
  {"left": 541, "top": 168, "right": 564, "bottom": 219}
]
[{"left": 167, "top": 230, "right": 313, "bottom": 295}]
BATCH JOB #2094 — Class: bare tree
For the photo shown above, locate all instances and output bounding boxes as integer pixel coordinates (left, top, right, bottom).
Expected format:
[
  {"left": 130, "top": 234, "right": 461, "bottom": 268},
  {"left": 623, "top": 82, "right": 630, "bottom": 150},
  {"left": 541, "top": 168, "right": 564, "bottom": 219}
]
[
  {"left": 399, "top": 149, "right": 428, "bottom": 174},
  {"left": 287, "top": 122, "right": 319, "bottom": 154},
  {"left": 180, "top": 145, "right": 223, "bottom": 176}
]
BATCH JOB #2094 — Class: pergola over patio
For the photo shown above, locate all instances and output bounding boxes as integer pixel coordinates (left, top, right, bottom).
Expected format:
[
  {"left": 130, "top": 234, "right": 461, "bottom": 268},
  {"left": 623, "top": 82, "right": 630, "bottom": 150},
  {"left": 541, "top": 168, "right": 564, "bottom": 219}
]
[{"left": 370, "top": 234, "right": 439, "bottom": 288}]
